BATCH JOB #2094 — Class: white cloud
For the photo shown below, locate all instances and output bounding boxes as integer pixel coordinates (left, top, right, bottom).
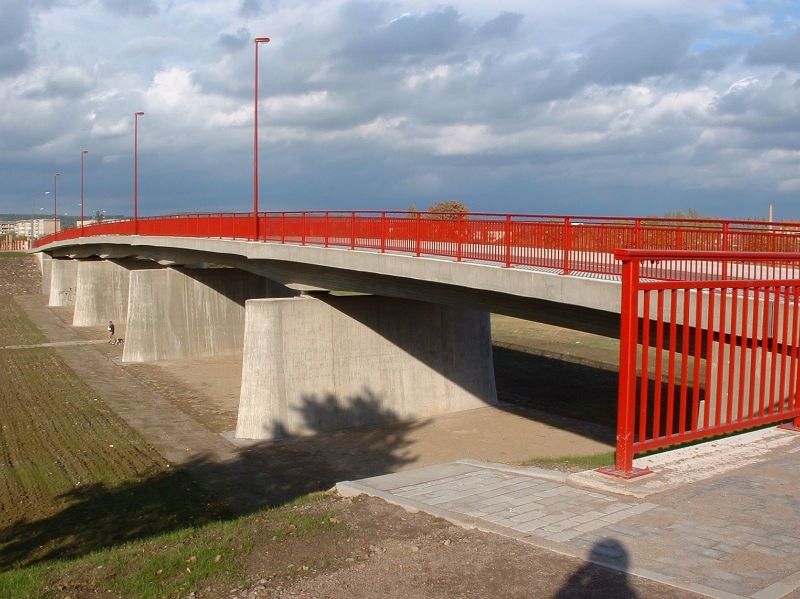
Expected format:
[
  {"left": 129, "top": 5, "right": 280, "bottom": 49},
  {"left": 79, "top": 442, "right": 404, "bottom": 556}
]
[{"left": 2, "top": 0, "right": 800, "bottom": 218}]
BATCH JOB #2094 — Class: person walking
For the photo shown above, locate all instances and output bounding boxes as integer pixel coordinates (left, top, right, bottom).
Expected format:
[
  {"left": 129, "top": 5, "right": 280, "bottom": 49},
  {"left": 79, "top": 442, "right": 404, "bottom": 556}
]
[{"left": 107, "top": 321, "right": 115, "bottom": 344}]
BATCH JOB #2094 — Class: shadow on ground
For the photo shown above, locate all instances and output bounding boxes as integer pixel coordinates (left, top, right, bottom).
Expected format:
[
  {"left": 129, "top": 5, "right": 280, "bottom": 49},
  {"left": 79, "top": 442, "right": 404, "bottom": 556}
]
[
  {"left": 554, "top": 539, "right": 641, "bottom": 598},
  {"left": 0, "top": 394, "right": 422, "bottom": 571},
  {"left": 493, "top": 345, "right": 619, "bottom": 429}
]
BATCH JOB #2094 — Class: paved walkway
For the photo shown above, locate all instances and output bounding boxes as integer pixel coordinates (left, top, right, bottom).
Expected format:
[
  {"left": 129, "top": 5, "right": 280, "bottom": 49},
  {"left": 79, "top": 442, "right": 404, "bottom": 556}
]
[{"left": 338, "top": 428, "right": 800, "bottom": 599}]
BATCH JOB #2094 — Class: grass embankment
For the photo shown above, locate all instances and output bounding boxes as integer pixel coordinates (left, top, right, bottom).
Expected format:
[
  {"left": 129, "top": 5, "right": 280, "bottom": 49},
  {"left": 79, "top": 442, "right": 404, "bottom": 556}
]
[
  {"left": 0, "top": 271, "right": 235, "bottom": 596},
  {"left": 1, "top": 494, "right": 344, "bottom": 599},
  {"left": 0, "top": 257, "right": 352, "bottom": 598}
]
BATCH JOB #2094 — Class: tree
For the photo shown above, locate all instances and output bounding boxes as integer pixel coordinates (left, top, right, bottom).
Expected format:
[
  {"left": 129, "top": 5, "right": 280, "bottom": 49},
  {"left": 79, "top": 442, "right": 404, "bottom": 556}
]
[{"left": 426, "top": 200, "right": 469, "bottom": 220}]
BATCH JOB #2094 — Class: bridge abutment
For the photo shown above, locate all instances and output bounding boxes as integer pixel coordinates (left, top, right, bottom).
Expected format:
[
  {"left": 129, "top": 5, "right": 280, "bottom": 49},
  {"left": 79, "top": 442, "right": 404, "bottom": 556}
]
[{"left": 235, "top": 294, "right": 497, "bottom": 440}]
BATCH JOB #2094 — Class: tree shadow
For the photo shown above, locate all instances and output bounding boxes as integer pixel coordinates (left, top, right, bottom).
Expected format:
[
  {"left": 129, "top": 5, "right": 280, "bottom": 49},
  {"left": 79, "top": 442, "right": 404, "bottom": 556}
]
[
  {"left": 0, "top": 390, "right": 423, "bottom": 572},
  {"left": 229, "top": 387, "right": 425, "bottom": 507},
  {"left": 553, "top": 538, "right": 640, "bottom": 598},
  {"left": 0, "top": 458, "right": 228, "bottom": 572}
]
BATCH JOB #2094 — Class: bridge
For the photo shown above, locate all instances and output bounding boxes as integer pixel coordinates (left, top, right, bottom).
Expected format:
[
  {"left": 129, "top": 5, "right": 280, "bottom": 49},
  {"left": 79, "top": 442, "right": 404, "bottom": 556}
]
[{"left": 33, "top": 211, "right": 800, "bottom": 476}]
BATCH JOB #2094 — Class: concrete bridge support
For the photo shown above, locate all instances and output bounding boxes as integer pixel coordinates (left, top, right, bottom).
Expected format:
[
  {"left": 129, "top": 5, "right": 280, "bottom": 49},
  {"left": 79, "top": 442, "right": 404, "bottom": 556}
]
[
  {"left": 122, "top": 266, "right": 293, "bottom": 362},
  {"left": 48, "top": 258, "right": 78, "bottom": 307},
  {"left": 236, "top": 294, "right": 497, "bottom": 440},
  {"left": 72, "top": 259, "right": 159, "bottom": 327},
  {"left": 38, "top": 253, "right": 53, "bottom": 296}
]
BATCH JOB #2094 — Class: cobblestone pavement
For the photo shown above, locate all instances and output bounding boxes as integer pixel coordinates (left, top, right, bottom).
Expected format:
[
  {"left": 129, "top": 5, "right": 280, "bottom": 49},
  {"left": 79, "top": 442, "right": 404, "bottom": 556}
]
[{"left": 338, "top": 429, "right": 800, "bottom": 599}]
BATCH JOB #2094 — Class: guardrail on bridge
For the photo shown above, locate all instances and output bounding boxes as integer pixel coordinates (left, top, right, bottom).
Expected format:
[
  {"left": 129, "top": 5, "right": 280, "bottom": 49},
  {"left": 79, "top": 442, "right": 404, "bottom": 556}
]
[{"left": 604, "top": 249, "right": 800, "bottom": 478}]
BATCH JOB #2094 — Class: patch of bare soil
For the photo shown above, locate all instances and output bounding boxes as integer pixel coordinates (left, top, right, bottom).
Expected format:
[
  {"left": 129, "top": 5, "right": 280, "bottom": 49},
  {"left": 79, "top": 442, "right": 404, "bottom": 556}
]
[
  {"left": 0, "top": 253, "right": 41, "bottom": 296},
  {"left": 122, "top": 356, "right": 242, "bottom": 433},
  {"left": 224, "top": 495, "right": 701, "bottom": 599}
]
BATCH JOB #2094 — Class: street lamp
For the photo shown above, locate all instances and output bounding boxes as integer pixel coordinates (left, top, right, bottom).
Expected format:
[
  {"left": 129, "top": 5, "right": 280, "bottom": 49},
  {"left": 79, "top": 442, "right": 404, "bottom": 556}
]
[
  {"left": 134, "top": 111, "right": 144, "bottom": 234},
  {"left": 53, "top": 173, "right": 60, "bottom": 237},
  {"left": 254, "top": 36, "right": 270, "bottom": 240},
  {"left": 81, "top": 150, "right": 88, "bottom": 233},
  {"left": 31, "top": 196, "right": 46, "bottom": 244}
]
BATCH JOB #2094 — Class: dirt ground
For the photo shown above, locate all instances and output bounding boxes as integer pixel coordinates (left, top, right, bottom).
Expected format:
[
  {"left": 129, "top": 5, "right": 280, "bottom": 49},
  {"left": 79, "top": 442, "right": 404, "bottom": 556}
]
[
  {"left": 3, "top": 253, "right": 701, "bottom": 598},
  {"left": 214, "top": 493, "right": 700, "bottom": 599}
]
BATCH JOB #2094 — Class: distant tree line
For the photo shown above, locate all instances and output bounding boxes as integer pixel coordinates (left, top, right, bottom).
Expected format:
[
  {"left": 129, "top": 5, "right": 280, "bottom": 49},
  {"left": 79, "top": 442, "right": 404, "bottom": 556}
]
[{"left": 406, "top": 200, "right": 470, "bottom": 220}]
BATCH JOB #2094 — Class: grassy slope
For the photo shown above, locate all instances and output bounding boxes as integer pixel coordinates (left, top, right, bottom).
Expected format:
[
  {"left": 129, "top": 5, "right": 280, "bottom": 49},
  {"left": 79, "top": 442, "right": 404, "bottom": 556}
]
[{"left": 0, "top": 257, "right": 231, "bottom": 595}]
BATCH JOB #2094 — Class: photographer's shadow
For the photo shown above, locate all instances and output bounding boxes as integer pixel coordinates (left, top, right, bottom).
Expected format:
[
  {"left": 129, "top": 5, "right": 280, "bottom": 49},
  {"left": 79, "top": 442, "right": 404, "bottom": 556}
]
[{"left": 554, "top": 538, "right": 639, "bottom": 598}]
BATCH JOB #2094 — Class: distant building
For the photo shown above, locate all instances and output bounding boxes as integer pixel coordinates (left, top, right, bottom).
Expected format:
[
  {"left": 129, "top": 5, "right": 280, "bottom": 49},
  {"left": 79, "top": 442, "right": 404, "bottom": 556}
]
[{"left": 1, "top": 218, "right": 59, "bottom": 239}]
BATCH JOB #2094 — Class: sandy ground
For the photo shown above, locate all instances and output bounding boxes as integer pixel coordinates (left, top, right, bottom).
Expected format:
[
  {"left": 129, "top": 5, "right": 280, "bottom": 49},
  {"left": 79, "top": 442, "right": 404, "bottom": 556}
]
[{"left": 119, "top": 352, "right": 613, "bottom": 469}]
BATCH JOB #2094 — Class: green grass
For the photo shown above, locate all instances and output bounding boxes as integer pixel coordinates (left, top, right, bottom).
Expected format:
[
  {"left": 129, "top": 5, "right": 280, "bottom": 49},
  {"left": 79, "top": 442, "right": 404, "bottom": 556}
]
[
  {"left": 0, "top": 493, "right": 343, "bottom": 599},
  {"left": 517, "top": 451, "right": 616, "bottom": 472},
  {"left": 0, "top": 297, "right": 45, "bottom": 345}
]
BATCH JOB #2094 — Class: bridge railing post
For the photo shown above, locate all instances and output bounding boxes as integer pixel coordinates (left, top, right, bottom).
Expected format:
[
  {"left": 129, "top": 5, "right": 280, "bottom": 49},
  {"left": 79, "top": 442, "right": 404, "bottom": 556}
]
[
  {"left": 350, "top": 211, "right": 356, "bottom": 250},
  {"left": 722, "top": 222, "right": 729, "bottom": 279},
  {"left": 562, "top": 217, "right": 571, "bottom": 275},
  {"left": 302, "top": 212, "right": 306, "bottom": 246},
  {"left": 596, "top": 250, "right": 651, "bottom": 479},
  {"left": 616, "top": 254, "right": 639, "bottom": 474},
  {"left": 281, "top": 212, "right": 285, "bottom": 244},
  {"left": 457, "top": 212, "right": 463, "bottom": 262},
  {"left": 325, "top": 212, "right": 330, "bottom": 248},
  {"left": 381, "top": 211, "right": 386, "bottom": 254},
  {"left": 504, "top": 215, "right": 512, "bottom": 268},
  {"left": 415, "top": 212, "right": 421, "bottom": 257}
]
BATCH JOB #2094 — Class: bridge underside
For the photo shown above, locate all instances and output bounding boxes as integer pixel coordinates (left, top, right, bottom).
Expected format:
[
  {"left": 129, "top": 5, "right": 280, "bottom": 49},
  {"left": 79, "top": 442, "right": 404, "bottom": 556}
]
[{"left": 43, "top": 236, "right": 623, "bottom": 338}]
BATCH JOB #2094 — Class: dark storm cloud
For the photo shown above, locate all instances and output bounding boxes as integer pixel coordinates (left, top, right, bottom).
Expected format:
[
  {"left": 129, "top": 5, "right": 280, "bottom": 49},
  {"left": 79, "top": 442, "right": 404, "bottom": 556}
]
[
  {"left": 0, "top": 0, "right": 34, "bottom": 78},
  {"left": 101, "top": 0, "right": 158, "bottom": 17},
  {"left": 239, "top": 0, "right": 262, "bottom": 17},
  {"left": 23, "top": 67, "right": 95, "bottom": 99},
  {"left": 217, "top": 28, "right": 251, "bottom": 53},
  {"left": 341, "top": 7, "right": 467, "bottom": 66},
  {"left": 476, "top": 11, "right": 524, "bottom": 40},
  {"left": 573, "top": 17, "right": 696, "bottom": 86},
  {"left": 746, "top": 27, "right": 800, "bottom": 68}
]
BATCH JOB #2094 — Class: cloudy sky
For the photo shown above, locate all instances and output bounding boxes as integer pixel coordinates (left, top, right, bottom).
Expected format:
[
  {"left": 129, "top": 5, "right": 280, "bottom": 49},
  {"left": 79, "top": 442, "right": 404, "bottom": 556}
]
[{"left": 1, "top": 0, "right": 799, "bottom": 220}]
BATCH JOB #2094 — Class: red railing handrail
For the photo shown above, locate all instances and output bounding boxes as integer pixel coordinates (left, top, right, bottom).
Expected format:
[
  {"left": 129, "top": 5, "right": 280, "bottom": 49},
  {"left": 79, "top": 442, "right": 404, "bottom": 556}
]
[
  {"left": 607, "top": 250, "right": 800, "bottom": 478},
  {"left": 34, "top": 211, "right": 800, "bottom": 283}
]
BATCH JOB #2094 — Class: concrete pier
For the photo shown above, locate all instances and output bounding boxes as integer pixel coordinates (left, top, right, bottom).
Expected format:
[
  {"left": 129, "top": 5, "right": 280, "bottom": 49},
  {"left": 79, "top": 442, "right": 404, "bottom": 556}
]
[
  {"left": 236, "top": 294, "right": 497, "bottom": 440},
  {"left": 48, "top": 258, "right": 78, "bottom": 307},
  {"left": 122, "top": 266, "right": 292, "bottom": 362},
  {"left": 72, "top": 259, "right": 159, "bottom": 327},
  {"left": 39, "top": 253, "right": 53, "bottom": 296}
]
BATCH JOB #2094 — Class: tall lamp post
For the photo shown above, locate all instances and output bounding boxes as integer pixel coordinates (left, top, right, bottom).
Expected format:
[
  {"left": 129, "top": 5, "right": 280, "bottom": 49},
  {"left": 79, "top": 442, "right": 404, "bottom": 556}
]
[
  {"left": 32, "top": 195, "right": 47, "bottom": 244},
  {"left": 254, "top": 36, "right": 270, "bottom": 241},
  {"left": 134, "top": 111, "right": 144, "bottom": 234},
  {"left": 53, "top": 173, "right": 60, "bottom": 237},
  {"left": 80, "top": 150, "right": 88, "bottom": 234}
]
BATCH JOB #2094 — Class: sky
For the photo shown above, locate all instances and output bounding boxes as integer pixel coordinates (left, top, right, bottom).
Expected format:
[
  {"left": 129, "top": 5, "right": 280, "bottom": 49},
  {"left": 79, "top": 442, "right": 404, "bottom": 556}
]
[{"left": 1, "top": 0, "right": 799, "bottom": 220}]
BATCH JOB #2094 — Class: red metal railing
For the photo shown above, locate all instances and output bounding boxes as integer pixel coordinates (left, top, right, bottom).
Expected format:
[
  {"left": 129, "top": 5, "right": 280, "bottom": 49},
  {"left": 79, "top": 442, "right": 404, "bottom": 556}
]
[
  {"left": 34, "top": 212, "right": 800, "bottom": 474},
  {"left": 34, "top": 212, "right": 800, "bottom": 278},
  {"left": 604, "top": 249, "right": 800, "bottom": 478}
]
